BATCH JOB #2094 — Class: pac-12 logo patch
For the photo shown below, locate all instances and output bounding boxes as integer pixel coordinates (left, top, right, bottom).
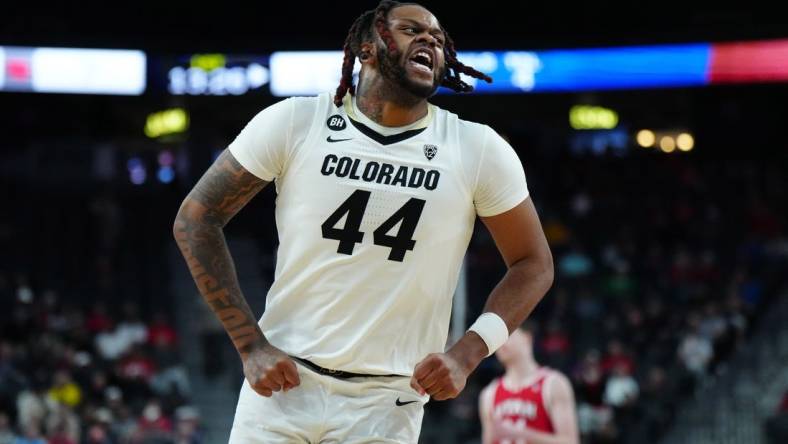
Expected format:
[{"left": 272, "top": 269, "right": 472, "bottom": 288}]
[
  {"left": 424, "top": 144, "right": 438, "bottom": 160},
  {"left": 327, "top": 115, "right": 347, "bottom": 131}
]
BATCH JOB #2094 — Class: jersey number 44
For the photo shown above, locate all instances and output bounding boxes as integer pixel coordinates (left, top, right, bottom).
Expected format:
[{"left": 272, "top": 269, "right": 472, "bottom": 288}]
[{"left": 321, "top": 189, "right": 425, "bottom": 262}]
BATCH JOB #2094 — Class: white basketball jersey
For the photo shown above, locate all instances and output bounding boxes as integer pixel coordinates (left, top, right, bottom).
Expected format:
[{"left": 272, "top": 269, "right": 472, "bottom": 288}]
[{"left": 228, "top": 92, "right": 528, "bottom": 375}]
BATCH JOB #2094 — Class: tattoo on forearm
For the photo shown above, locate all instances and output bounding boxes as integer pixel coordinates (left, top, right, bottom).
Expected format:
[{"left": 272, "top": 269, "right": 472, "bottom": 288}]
[{"left": 174, "top": 150, "right": 268, "bottom": 357}]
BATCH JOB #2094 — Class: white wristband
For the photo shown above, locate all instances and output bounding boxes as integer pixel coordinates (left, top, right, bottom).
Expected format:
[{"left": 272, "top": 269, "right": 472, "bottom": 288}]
[{"left": 467, "top": 312, "right": 510, "bottom": 357}]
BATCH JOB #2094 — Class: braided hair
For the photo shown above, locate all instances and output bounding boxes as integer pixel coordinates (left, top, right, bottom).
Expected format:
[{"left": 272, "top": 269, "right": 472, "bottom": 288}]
[{"left": 333, "top": 1, "right": 492, "bottom": 106}]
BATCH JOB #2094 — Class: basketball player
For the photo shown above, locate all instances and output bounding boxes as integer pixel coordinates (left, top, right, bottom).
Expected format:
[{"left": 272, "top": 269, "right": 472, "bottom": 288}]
[
  {"left": 479, "top": 324, "right": 579, "bottom": 444},
  {"left": 173, "top": 1, "right": 554, "bottom": 442}
]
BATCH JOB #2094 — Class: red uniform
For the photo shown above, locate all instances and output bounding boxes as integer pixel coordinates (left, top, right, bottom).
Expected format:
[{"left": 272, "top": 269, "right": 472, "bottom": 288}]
[{"left": 491, "top": 368, "right": 555, "bottom": 443}]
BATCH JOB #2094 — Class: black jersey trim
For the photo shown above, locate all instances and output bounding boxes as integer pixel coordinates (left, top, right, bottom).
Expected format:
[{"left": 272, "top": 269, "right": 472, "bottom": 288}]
[{"left": 347, "top": 117, "right": 427, "bottom": 146}]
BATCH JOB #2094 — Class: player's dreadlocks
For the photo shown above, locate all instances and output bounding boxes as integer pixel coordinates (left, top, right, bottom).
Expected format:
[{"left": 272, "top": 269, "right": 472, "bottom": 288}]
[{"left": 333, "top": 0, "right": 492, "bottom": 107}]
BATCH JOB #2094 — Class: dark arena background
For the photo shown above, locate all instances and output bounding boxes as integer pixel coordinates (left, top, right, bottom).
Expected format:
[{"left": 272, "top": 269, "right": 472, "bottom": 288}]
[{"left": 2, "top": 2, "right": 787, "bottom": 443}]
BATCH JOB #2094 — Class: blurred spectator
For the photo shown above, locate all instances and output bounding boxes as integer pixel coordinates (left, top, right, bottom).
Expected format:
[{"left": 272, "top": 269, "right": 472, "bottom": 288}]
[
  {"left": 574, "top": 349, "right": 605, "bottom": 407},
  {"left": 147, "top": 312, "right": 177, "bottom": 348},
  {"left": 116, "top": 345, "right": 157, "bottom": 404},
  {"left": 14, "top": 275, "right": 34, "bottom": 306},
  {"left": 117, "top": 302, "right": 148, "bottom": 348},
  {"left": 147, "top": 311, "right": 190, "bottom": 402},
  {"left": 173, "top": 406, "right": 202, "bottom": 444},
  {"left": 84, "top": 423, "right": 113, "bottom": 444},
  {"left": 96, "top": 303, "right": 148, "bottom": 365},
  {"left": 109, "top": 403, "right": 138, "bottom": 442},
  {"left": 577, "top": 402, "right": 616, "bottom": 443},
  {"left": 133, "top": 400, "right": 172, "bottom": 443},
  {"left": 603, "top": 363, "right": 639, "bottom": 408},
  {"left": 677, "top": 316, "right": 714, "bottom": 378},
  {"left": 46, "top": 428, "right": 75, "bottom": 444},
  {"left": 601, "top": 340, "right": 635, "bottom": 376},
  {"left": 15, "top": 385, "right": 47, "bottom": 434},
  {"left": 602, "top": 262, "right": 636, "bottom": 300},
  {"left": 117, "top": 346, "right": 156, "bottom": 384},
  {"left": 11, "top": 423, "right": 45, "bottom": 444},
  {"left": 85, "top": 371, "right": 110, "bottom": 406},
  {"left": 150, "top": 340, "right": 191, "bottom": 403},
  {"left": 539, "top": 318, "right": 572, "bottom": 369},
  {"left": 47, "top": 370, "right": 82, "bottom": 408},
  {"left": 95, "top": 322, "right": 129, "bottom": 362},
  {"left": 558, "top": 243, "right": 593, "bottom": 279},
  {"left": 698, "top": 302, "right": 726, "bottom": 343},
  {"left": 44, "top": 404, "right": 79, "bottom": 444},
  {"left": 633, "top": 366, "right": 674, "bottom": 441}
]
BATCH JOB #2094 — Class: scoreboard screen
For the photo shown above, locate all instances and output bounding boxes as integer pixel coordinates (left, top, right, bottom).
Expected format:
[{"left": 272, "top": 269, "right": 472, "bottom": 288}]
[{"left": 159, "top": 53, "right": 270, "bottom": 96}]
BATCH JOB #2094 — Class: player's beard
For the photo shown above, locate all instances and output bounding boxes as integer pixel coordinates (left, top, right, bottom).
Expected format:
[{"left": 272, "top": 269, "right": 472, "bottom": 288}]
[{"left": 378, "top": 43, "right": 445, "bottom": 100}]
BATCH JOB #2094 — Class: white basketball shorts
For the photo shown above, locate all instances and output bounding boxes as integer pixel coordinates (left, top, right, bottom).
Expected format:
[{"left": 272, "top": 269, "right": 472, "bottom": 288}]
[{"left": 228, "top": 360, "right": 429, "bottom": 443}]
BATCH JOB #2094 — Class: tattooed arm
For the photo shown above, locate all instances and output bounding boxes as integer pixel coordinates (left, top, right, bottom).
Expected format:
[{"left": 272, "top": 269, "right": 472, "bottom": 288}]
[{"left": 173, "top": 149, "right": 299, "bottom": 397}]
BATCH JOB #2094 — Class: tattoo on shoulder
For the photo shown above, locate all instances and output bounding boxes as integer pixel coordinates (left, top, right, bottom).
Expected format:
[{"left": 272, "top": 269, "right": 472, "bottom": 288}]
[{"left": 190, "top": 150, "right": 267, "bottom": 224}]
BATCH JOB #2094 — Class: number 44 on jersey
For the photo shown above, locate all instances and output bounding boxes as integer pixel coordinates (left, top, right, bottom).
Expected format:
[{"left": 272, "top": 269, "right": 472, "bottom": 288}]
[{"left": 321, "top": 190, "right": 426, "bottom": 262}]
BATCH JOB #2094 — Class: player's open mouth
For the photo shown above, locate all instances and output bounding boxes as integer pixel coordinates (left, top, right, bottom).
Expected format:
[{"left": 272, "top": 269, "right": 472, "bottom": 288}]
[{"left": 407, "top": 49, "right": 434, "bottom": 76}]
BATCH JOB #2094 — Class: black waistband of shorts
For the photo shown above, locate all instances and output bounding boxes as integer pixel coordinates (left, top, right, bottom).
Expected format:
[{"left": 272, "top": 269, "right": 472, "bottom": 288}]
[{"left": 290, "top": 356, "right": 401, "bottom": 379}]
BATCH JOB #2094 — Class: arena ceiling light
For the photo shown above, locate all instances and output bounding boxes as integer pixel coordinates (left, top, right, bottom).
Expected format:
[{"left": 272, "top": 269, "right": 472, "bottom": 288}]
[
  {"left": 569, "top": 105, "right": 619, "bottom": 130},
  {"left": 145, "top": 108, "right": 190, "bottom": 139}
]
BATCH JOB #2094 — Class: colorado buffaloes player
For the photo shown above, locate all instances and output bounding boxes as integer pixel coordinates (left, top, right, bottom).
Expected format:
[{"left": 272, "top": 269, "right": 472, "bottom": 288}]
[
  {"left": 173, "top": 1, "right": 553, "bottom": 442},
  {"left": 480, "top": 324, "right": 579, "bottom": 444}
]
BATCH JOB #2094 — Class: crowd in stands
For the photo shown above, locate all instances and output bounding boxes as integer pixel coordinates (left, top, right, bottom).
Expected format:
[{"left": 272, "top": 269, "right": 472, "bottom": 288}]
[{"left": 0, "top": 282, "right": 201, "bottom": 444}]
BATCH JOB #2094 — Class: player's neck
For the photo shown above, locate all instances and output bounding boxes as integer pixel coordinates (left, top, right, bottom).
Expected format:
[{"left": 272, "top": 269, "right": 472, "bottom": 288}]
[
  {"left": 356, "top": 79, "right": 428, "bottom": 127},
  {"left": 506, "top": 356, "right": 540, "bottom": 382}
]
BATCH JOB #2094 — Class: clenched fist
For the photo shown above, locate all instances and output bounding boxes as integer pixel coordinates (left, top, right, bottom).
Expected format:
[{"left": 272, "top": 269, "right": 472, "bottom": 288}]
[
  {"left": 410, "top": 332, "right": 488, "bottom": 401},
  {"left": 242, "top": 344, "right": 300, "bottom": 397},
  {"left": 410, "top": 353, "right": 470, "bottom": 401}
]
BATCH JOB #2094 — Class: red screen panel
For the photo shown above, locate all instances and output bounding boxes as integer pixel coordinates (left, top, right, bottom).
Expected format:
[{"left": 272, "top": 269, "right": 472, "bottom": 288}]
[{"left": 709, "top": 39, "right": 788, "bottom": 83}]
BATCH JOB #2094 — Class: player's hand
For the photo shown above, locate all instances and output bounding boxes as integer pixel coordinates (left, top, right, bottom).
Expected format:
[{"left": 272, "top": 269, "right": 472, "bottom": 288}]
[
  {"left": 241, "top": 344, "right": 300, "bottom": 397},
  {"left": 410, "top": 353, "right": 469, "bottom": 401},
  {"left": 410, "top": 332, "right": 487, "bottom": 400}
]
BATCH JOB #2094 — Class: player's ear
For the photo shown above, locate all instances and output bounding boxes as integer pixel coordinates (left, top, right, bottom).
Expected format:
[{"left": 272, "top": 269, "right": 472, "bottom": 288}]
[{"left": 359, "top": 41, "right": 376, "bottom": 66}]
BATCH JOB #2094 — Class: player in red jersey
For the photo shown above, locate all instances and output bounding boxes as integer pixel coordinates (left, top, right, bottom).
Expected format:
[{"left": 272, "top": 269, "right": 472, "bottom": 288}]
[{"left": 479, "top": 323, "right": 579, "bottom": 444}]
